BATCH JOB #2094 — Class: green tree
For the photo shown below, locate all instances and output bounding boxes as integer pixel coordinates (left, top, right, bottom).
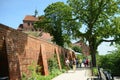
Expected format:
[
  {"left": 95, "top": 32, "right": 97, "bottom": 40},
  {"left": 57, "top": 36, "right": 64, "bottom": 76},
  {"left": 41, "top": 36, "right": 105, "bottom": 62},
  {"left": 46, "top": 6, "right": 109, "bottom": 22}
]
[
  {"left": 36, "top": 0, "right": 120, "bottom": 67},
  {"left": 35, "top": 2, "right": 79, "bottom": 47},
  {"left": 67, "top": 0, "right": 120, "bottom": 67},
  {"left": 97, "top": 45, "right": 120, "bottom": 75},
  {"left": 72, "top": 45, "right": 82, "bottom": 53}
]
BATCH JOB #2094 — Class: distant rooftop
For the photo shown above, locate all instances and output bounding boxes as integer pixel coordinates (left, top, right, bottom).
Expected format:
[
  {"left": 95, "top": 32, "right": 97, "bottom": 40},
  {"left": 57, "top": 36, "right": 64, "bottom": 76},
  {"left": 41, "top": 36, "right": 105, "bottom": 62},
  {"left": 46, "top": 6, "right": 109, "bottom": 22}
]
[
  {"left": 23, "top": 15, "right": 38, "bottom": 21},
  {"left": 40, "top": 32, "right": 53, "bottom": 41}
]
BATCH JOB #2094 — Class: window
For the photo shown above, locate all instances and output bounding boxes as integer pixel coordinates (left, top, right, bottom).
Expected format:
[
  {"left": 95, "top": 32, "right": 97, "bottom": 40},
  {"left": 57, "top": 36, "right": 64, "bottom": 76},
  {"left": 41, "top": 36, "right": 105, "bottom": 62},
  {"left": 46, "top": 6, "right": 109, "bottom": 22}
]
[
  {"left": 32, "top": 23, "right": 34, "bottom": 26},
  {"left": 28, "top": 22, "right": 30, "bottom": 26}
]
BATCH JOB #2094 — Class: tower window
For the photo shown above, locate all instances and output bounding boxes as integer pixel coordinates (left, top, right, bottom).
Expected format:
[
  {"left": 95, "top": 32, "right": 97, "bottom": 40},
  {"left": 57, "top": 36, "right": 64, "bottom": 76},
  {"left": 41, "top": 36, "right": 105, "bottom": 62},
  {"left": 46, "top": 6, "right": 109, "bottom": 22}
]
[
  {"left": 32, "top": 23, "right": 34, "bottom": 26},
  {"left": 28, "top": 22, "right": 30, "bottom": 26}
]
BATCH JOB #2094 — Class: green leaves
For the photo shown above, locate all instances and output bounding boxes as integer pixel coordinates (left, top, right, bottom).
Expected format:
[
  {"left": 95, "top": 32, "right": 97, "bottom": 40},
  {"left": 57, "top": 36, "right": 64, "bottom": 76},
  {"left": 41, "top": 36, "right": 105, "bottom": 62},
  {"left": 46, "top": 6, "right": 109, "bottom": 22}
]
[
  {"left": 67, "top": 0, "right": 120, "bottom": 46},
  {"left": 67, "top": 0, "right": 120, "bottom": 67},
  {"left": 97, "top": 45, "right": 120, "bottom": 76},
  {"left": 36, "top": 2, "right": 78, "bottom": 47},
  {"left": 72, "top": 45, "right": 82, "bottom": 53},
  {"left": 44, "top": 2, "right": 72, "bottom": 21},
  {"left": 36, "top": 0, "right": 120, "bottom": 55}
]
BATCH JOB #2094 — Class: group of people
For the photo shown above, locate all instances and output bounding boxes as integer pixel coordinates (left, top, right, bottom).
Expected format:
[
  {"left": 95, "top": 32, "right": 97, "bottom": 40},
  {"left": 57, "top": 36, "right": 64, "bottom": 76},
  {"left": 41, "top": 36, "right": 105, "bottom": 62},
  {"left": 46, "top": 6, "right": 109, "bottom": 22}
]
[
  {"left": 65, "top": 57, "right": 76, "bottom": 72},
  {"left": 65, "top": 57, "right": 90, "bottom": 72},
  {"left": 77, "top": 58, "right": 89, "bottom": 68}
]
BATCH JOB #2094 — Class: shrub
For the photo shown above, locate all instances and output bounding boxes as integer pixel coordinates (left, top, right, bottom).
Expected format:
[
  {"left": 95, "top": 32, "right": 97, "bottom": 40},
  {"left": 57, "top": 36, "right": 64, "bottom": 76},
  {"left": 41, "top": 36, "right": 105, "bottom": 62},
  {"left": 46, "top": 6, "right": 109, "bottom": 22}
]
[
  {"left": 22, "top": 62, "right": 63, "bottom": 80},
  {"left": 97, "top": 46, "right": 120, "bottom": 76},
  {"left": 72, "top": 45, "right": 82, "bottom": 53},
  {"left": 22, "top": 54, "right": 66, "bottom": 80},
  {"left": 92, "top": 67, "right": 98, "bottom": 76},
  {"left": 48, "top": 54, "right": 64, "bottom": 77}
]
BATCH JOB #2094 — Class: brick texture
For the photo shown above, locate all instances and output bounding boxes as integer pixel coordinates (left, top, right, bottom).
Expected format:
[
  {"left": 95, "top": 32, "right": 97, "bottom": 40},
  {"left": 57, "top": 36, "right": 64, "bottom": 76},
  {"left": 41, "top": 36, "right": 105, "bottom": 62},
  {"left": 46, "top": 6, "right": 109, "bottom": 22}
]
[{"left": 0, "top": 24, "right": 75, "bottom": 80}]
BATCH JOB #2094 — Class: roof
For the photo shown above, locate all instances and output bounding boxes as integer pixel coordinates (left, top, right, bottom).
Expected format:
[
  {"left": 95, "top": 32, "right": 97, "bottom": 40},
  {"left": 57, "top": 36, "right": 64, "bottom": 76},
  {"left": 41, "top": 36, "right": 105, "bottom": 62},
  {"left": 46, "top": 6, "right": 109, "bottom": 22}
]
[
  {"left": 17, "top": 24, "right": 23, "bottom": 31},
  {"left": 23, "top": 15, "right": 38, "bottom": 21},
  {"left": 40, "top": 32, "right": 52, "bottom": 41}
]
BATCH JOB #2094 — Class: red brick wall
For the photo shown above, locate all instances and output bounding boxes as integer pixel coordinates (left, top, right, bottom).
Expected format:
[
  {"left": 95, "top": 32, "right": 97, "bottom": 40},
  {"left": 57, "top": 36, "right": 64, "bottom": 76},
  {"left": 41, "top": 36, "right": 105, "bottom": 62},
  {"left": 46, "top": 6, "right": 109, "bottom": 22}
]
[
  {"left": 0, "top": 29, "right": 9, "bottom": 78},
  {"left": 0, "top": 24, "right": 74, "bottom": 80}
]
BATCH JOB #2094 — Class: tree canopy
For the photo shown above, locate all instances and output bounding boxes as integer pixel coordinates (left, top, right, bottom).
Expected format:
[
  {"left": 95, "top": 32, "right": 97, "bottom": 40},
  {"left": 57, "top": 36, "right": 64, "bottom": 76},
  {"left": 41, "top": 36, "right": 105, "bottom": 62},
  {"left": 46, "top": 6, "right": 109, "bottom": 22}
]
[
  {"left": 72, "top": 45, "right": 82, "bottom": 53},
  {"left": 97, "top": 44, "right": 120, "bottom": 76},
  {"left": 36, "top": 0, "right": 120, "bottom": 67},
  {"left": 35, "top": 2, "right": 79, "bottom": 47},
  {"left": 67, "top": 0, "right": 120, "bottom": 66}
]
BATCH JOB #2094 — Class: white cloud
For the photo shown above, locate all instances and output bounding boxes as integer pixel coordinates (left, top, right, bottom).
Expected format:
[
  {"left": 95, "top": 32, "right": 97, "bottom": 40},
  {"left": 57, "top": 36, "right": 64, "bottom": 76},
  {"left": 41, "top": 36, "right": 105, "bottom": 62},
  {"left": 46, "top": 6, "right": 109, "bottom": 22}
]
[{"left": 98, "top": 42, "right": 116, "bottom": 55}]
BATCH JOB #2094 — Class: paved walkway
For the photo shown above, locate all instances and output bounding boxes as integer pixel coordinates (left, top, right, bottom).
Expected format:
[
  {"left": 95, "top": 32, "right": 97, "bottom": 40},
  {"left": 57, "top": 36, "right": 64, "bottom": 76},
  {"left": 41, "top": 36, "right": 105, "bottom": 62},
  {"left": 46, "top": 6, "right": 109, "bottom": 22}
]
[
  {"left": 114, "top": 77, "right": 120, "bottom": 80},
  {"left": 52, "top": 68, "right": 92, "bottom": 80}
]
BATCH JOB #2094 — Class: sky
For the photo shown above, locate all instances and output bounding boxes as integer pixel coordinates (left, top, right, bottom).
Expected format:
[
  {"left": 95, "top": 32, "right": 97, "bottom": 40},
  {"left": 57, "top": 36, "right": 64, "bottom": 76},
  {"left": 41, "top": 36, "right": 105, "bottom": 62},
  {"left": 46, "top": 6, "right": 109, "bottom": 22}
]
[{"left": 0, "top": 0, "right": 116, "bottom": 55}]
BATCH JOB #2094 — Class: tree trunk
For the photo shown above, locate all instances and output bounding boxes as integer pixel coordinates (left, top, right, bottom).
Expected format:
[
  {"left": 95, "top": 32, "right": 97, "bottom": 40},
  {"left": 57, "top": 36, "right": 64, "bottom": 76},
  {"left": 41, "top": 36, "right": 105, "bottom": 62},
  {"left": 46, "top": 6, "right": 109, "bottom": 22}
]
[
  {"left": 91, "top": 50, "right": 96, "bottom": 67},
  {"left": 89, "top": 39, "right": 97, "bottom": 67}
]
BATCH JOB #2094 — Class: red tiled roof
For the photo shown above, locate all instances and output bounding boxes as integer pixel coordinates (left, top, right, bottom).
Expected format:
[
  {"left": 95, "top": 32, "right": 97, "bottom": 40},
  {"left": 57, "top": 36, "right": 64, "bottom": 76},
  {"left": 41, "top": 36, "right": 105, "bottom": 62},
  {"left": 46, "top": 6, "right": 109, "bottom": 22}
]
[
  {"left": 40, "top": 32, "right": 52, "bottom": 41},
  {"left": 23, "top": 15, "right": 38, "bottom": 21}
]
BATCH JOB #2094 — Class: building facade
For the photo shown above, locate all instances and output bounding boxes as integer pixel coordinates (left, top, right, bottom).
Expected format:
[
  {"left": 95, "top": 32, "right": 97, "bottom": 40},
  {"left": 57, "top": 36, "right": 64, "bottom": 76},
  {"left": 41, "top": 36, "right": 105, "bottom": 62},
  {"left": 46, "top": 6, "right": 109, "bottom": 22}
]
[{"left": 18, "top": 15, "right": 38, "bottom": 31}]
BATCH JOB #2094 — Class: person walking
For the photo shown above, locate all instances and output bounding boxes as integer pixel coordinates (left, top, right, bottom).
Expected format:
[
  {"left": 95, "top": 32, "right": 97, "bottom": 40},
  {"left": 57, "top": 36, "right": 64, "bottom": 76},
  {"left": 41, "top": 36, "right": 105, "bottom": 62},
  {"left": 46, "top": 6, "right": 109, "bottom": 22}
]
[
  {"left": 79, "top": 58, "right": 82, "bottom": 68},
  {"left": 76, "top": 58, "right": 79, "bottom": 68},
  {"left": 65, "top": 58, "right": 70, "bottom": 72},
  {"left": 82, "top": 58, "right": 86, "bottom": 67},
  {"left": 86, "top": 58, "right": 89, "bottom": 67},
  {"left": 72, "top": 58, "right": 76, "bottom": 72}
]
